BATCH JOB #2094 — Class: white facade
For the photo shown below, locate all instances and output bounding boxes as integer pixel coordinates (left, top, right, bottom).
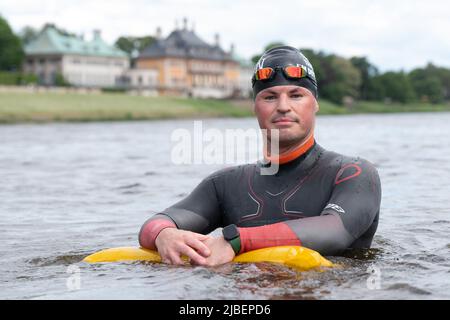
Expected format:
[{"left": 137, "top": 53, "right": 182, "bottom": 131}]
[
  {"left": 238, "top": 65, "right": 254, "bottom": 98},
  {"left": 124, "top": 68, "right": 158, "bottom": 88},
  {"left": 62, "top": 55, "right": 129, "bottom": 87}
]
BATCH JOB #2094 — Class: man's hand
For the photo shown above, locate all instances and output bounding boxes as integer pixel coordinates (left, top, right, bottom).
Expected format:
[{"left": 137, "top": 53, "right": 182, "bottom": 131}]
[
  {"left": 155, "top": 228, "right": 212, "bottom": 265},
  {"left": 193, "top": 236, "right": 236, "bottom": 267}
]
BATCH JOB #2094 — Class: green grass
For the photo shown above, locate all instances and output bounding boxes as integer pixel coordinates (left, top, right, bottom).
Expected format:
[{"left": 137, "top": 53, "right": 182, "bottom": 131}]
[
  {"left": 0, "top": 91, "right": 253, "bottom": 123},
  {"left": 1, "top": 91, "right": 449, "bottom": 123},
  {"left": 349, "top": 100, "right": 450, "bottom": 113},
  {"left": 317, "top": 99, "right": 450, "bottom": 115}
]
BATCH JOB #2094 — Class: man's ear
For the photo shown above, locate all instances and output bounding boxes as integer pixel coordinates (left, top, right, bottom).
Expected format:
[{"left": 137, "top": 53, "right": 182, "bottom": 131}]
[{"left": 315, "top": 101, "right": 320, "bottom": 113}]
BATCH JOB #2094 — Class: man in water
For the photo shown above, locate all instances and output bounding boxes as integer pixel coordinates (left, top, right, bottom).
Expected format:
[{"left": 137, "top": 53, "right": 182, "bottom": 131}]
[{"left": 138, "top": 46, "right": 381, "bottom": 266}]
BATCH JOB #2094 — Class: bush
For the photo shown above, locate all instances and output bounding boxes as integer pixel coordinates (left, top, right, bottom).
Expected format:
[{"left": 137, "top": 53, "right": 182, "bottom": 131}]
[
  {"left": 0, "top": 72, "right": 40, "bottom": 85},
  {"left": 55, "top": 73, "right": 70, "bottom": 87},
  {"left": 0, "top": 71, "right": 20, "bottom": 85},
  {"left": 19, "top": 73, "right": 38, "bottom": 85},
  {"left": 101, "top": 87, "right": 127, "bottom": 93}
]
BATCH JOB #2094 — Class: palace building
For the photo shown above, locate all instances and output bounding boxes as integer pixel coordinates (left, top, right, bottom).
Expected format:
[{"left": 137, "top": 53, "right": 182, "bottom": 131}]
[
  {"left": 136, "top": 19, "right": 240, "bottom": 98},
  {"left": 23, "top": 21, "right": 250, "bottom": 98},
  {"left": 23, "top": 25, "right": 130, "bottom": 88}
]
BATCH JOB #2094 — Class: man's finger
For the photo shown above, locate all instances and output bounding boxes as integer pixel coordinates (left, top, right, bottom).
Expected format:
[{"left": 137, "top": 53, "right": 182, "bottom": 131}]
[
  {"left": 168, "top": 252, "right": 184, "bottom": 265},
  {"left": 160, "top": 252, "right": 172, "bottom": 264},
  {"left": 179, "top": 244, "right": 207, "bottom": 265},
  {"left": 185, "top": 237, "right": 211, "bottom": 257}
]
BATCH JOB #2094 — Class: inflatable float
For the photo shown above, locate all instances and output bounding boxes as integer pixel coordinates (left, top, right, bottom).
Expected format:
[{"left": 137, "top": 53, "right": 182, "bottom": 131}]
[{"left": 83, "top": 246, "right": 333, "bottom": 271}]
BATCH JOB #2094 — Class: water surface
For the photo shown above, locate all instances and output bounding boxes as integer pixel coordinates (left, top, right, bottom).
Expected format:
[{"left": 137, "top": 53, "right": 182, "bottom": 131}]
[{"left": 1, "top": 113, "right": 449, "bottom": 299}]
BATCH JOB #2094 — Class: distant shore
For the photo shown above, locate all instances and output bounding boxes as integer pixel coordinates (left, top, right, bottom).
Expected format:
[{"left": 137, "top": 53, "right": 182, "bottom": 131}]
[{"left": 1, "top": 89, "right": 449, "bottom": 124}]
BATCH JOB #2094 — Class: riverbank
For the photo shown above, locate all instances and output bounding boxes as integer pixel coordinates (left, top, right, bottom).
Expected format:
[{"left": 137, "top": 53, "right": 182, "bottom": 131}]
[
  {"left": 1, "top": 91, "right": 450, "bottom": 123},
  {"left": 0, "top": 91, "right": 252, "bottom": 123}
]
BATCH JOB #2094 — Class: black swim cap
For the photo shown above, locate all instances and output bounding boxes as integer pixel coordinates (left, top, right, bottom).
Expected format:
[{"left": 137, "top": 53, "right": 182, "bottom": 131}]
[{"left": 252, "top": 46, "right": 318, "bottom": 99}]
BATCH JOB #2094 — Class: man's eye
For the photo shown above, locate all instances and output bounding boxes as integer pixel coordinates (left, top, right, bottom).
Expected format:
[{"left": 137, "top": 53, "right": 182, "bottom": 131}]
[
  {"left": 291, "top": 94, "right": 303, "bottom": 99},
  {"left": 264, "top": 95, "right": 276, "bottom": 100}
]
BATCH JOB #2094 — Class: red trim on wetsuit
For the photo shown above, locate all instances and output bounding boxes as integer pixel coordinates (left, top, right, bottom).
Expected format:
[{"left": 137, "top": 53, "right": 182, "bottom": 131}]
[
  {"left": 335, "top": 163, "right": 362, "bottom": 185},
  {"left": 264, "top": 133, "right": 315, "bottom": 165},
  {"left": 140, "top": 219, "right": 177, "bottom": 250},
  {"left": 238, "top": 222, "right": 301, "bottom": 253}
]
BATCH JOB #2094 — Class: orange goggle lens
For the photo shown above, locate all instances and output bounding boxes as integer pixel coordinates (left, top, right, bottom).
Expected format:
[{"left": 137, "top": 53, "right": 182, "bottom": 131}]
[
  {"left": 255, "top": 68, "right": 274, "bottom": 80},
  {"left": 284, "top": 66, "right": 305, "bottom": 78}
]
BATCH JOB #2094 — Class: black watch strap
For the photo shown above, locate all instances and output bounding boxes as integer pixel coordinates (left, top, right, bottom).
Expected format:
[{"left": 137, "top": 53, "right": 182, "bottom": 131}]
[{"left": 222, "top": 224, "right": 241, "bottom": 255}]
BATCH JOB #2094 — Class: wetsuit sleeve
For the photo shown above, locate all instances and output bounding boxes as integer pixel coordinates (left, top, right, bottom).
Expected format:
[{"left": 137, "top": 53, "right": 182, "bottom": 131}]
[
  {"left": 240, "top": 158, "right": 382, "bottom": 256},
  {"left": 138, "top": 174, "right": 223, "bottom": 249}
]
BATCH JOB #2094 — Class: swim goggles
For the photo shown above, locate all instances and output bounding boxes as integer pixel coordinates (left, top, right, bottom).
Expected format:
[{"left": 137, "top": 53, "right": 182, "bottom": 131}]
[{"left": 253, "top": 65, "right": 308, "bottom": 82}]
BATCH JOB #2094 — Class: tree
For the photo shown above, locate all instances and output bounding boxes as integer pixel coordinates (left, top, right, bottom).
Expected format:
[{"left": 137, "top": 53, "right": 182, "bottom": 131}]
[
  {"left": 376, "top": 72, "right": 416, "bottom": 103},
  {"left": 350, "top": 56, "right": 379, "bottom": 100},
  {"left": 435, "top": 66, "right": 450, "bottom": 100},
  {"left": 19, "top": 26, "right": 38, "bottom": 46},
  {"left": 319, "top": 55, "right": 362, "bottom": 104},
  {"left": 366, "top": 75, "right": 386, "bottom": 101},
  {"left": 43, "top": 23, "right": 77, "bottom": 37},
  {"left": 300, "top": 48, "right": 327, "bottom": 87},
  {"left": 409, "top": 64, "right": 444, "bottom": 103},
  {"left": 115, "top": 36, "right": 155, "bottom": 58},
  {"left": 0, "top": 15, "right": 24, "bottom": 71}
]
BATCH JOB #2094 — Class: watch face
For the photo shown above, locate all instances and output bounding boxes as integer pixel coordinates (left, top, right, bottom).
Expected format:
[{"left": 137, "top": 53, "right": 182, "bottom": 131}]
[{"left": 223, "top": 224, "right": 238, "bottom": 240}]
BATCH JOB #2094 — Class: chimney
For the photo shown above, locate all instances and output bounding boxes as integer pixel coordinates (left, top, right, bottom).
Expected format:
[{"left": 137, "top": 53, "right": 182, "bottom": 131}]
[
  {"left": 93, "top": 29, "right": 101, "bottom": 40},
  {"left": 214, "top": 33, "right": 220, "bottom": 46},
  {"left": 156, "top": 26, "right": 162, "bottom": 39},
  {"left": 230, "top": 43, "right": 235, "bottom": 55},
  {"left": 175, "top": 19, "right": 179, "bottom": 30},
  {"left": 183, "top": 17, "right": 188, "bottom": 30},
  {"left": 191, "top": 21, "right": 195, "bottom": 32}
]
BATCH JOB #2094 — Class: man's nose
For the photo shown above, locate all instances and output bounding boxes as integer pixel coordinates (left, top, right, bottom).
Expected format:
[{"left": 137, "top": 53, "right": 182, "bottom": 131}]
[{"left": 276, "top": 94, "right": 291, "bottom": 113}]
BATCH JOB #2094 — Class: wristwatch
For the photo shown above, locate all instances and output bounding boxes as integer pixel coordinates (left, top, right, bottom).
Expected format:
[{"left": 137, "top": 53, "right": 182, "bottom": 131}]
[{"left": 222, "top": 224, "right": 241, "bottom": 255}]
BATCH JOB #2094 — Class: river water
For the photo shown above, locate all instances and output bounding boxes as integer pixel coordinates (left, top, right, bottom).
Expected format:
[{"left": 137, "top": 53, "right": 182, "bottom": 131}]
[{"left": 0, "top": 113, "right": 449, "bottom": 299}]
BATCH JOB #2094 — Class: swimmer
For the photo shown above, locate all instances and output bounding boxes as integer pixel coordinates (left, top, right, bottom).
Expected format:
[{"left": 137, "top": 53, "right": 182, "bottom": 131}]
[{"left": 139, "top": 46, "right": 382, "bottom": 267}]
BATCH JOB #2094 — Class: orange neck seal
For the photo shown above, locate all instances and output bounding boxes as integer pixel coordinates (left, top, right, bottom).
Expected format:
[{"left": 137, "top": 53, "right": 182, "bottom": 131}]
[{"left": 264, "top": 133, "right": 315, "bottom": 165}]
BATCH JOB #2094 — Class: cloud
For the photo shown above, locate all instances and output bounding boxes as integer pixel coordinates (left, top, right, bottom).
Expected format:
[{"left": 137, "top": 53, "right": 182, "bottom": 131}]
[{"left": 1, "top": 0, "right": 450, "bottom": 71}]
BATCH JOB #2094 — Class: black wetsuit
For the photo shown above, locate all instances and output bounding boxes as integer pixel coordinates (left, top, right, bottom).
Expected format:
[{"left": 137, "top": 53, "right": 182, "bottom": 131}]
[{"left": 143, "top": 142, "right": 382, "bottom": 256}]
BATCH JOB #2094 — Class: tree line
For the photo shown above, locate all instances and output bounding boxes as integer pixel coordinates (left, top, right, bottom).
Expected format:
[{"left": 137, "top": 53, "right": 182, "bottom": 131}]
[
  {"left": 252, "top": 42, "right": 450, "bottom": 104},
  {"left": 1, "top": 15, "right": 449, "bottom": 105}
]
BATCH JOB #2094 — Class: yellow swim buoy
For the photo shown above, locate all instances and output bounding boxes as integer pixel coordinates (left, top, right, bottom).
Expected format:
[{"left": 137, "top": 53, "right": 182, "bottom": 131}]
[{"left": 83, "top": 246, "right": 333, "bottom": 271}]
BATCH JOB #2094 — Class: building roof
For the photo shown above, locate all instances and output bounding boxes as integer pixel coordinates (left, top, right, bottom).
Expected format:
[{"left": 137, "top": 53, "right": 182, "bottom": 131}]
[
  {"left": 25, "top": 25, "right": 127, "bottom": 58},
  {"left": 139, "top": 28, "right": 235, "bottom": 61}
]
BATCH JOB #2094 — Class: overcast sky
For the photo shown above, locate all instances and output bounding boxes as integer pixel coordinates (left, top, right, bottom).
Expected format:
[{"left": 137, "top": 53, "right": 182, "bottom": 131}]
[{"left": 1, "top": 0, "right": 450, "bottom": 72}]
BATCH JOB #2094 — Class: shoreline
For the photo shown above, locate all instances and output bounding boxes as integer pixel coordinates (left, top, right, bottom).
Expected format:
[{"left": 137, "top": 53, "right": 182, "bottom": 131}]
[{"left": 1, "top": 91, "right": 450, "bottom": 124}]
